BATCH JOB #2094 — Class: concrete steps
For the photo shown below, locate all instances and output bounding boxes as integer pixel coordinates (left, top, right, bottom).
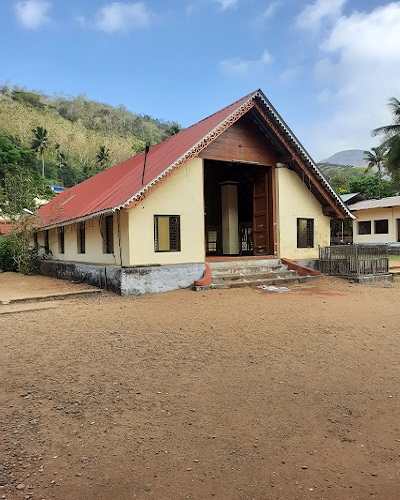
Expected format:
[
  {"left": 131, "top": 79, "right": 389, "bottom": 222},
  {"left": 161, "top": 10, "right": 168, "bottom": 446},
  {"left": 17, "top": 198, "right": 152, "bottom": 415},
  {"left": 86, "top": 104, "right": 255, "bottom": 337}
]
[
  {"left": 390, "top": 265, "right": 400, "bottom": 276},
  {"left": 208, "top": 259, "right": 315, "bottom": 289}
]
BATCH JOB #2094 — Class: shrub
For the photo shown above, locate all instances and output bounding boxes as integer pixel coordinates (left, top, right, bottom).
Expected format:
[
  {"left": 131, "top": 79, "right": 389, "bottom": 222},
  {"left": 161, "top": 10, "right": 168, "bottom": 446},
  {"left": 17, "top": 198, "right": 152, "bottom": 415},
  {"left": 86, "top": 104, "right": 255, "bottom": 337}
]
[{"left": 0, "top": 236, "right": 17, "bottom": 272}]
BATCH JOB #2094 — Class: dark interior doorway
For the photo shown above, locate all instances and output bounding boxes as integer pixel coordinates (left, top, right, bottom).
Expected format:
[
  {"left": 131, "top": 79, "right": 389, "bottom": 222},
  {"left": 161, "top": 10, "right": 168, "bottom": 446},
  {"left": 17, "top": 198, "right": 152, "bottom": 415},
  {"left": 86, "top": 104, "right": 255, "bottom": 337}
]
[{"left": 203, "top": 160, "right": 272, "bottom": 257}]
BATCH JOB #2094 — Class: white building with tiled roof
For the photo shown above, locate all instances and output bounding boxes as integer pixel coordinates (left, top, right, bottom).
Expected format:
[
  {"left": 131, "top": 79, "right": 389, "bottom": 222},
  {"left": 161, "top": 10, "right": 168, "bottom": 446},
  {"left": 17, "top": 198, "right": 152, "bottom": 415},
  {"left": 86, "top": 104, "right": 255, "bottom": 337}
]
[{"left": 348, "top": 196, "right": 400, "bottom": 244}]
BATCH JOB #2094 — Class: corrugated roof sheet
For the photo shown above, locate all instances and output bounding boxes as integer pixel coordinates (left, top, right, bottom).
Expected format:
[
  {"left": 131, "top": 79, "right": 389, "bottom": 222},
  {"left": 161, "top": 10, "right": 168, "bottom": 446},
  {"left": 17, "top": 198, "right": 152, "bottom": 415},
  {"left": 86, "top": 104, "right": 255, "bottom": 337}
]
[
  {"left": 348, "top": 196, "right": 400, "bottom": 211},
  {"left": 340, "top": 192, "right": 365, "bottom": 203},
  {"left": 37, "top": 89, "right": 352, "bottom": 228},
  {"left": 0, "top": 219, "right": 13, "bottom": 236},
  {"left": 37, "top": 92, "right": 254, "bottom": 227}
]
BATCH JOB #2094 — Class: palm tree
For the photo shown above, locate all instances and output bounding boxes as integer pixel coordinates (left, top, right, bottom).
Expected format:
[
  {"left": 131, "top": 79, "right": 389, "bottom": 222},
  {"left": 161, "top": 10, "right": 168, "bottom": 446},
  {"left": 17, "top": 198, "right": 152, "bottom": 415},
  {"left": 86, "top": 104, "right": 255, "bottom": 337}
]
[
  {"left": 363, "top": 145, "right": 387, "bottom": 179},
  {"left": 31, "top": 126, "right": 48, "bottom": 177},
  {"left": 95, "top": 145, "right": 110, "bottom": 172},
  {"left": 54, "top": 143, "right": 69, "bottom": 185},
  {"left": 372, "top": 97, "right": 400, "bottom": 172}
]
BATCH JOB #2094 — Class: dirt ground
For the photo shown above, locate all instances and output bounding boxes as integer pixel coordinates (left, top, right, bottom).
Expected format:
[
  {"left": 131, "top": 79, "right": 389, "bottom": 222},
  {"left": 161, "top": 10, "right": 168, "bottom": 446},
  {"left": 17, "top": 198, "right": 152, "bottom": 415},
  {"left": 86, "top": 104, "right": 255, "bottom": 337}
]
[{"left": 1, "top": 272, "right": 400, "bottom": 500}]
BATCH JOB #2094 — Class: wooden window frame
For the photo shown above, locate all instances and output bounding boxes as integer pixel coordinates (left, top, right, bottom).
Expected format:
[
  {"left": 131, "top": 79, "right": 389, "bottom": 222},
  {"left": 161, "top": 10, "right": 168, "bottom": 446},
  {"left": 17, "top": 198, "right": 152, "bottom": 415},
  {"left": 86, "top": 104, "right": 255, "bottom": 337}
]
[
  {"left": 102, "top": 215, "right": 114, "bottom": 254},
  {"left": 154, "top": 215, "right": 181, "bottom": 252},
  {"left": 58, "top": 226, "right": 65, "bottom": 254},
  {"left": 374, "top": 219, "right": 388, "bottom": 234},
  {"left": 358, "top": 220, "right": 371, "bottom": 235},
  {"left": 77, "top": 221, "right": 86, "bottom": 254},
  {"left": 44, "top": 230, "right": 50, "bottom": 254},
  {"left": 297, "top": 218, "right": 314, "bottom": 248}
]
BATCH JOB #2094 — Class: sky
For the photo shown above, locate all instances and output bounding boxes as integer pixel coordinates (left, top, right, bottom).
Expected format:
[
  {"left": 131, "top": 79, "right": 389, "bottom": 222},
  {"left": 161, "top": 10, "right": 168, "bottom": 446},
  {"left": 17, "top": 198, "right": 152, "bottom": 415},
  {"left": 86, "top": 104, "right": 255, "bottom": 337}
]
[{"left": 1, "top": 0, "right": 400, "bottom": 161}]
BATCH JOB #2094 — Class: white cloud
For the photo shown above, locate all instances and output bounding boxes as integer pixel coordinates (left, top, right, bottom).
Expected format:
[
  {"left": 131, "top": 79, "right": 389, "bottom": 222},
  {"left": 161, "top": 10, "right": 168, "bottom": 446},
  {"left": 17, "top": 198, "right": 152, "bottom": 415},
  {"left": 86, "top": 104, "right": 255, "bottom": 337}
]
[
  {"left": 279, "top": 65, "right": 303, "bottom": 84},
  {"left": 316, "top": 88, "right": 333, "bottom": 104},
  {"left": 307, "top": 2, "right": 400, "bottom": 159},
  {"left": 186, "top": 0, "right": 238, "bottom": 15},
  {"left": 15, "top": 0, "right": 51, "bottom": 29},
  {"left": 94, "top": 2, "right": 154, "bottom": 32},
  {"left": 215, "top": 0, "right": 238, "bottom": 10},
  {"left": 219, "top": 50, "right": 272, "bottom": 78},
  {"left": 295, "top": 0, "right": 346, "bottom": 33},
  {"left": 251, "top": 1, "right": 281, "bottom": 32},
  {"left": 262, "top": 1, "right": 280, "bottom": 20}
]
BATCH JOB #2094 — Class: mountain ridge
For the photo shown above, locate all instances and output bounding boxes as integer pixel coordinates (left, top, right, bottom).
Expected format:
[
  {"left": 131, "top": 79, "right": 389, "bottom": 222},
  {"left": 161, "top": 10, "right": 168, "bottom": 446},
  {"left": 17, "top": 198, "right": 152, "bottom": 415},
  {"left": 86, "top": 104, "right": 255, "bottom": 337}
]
[{"left": 320, "top": 149, "right": 367, "bottom": 167}]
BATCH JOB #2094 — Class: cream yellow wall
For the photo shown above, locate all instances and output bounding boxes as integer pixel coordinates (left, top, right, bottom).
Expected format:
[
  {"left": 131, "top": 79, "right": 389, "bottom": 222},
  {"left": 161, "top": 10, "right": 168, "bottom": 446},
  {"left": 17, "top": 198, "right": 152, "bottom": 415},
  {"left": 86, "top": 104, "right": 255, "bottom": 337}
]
[
  {"left": 127, "top": 157, "right": 205, "bottom": 266},
  {"left": 352, "top": 207, "right": 400, "bottom": 244},
  {"left": 276, "top": 165, "right": 330, "bottom": 259},
  {"left": 36, "top": 211, "right": 130, "bottom": 265}
]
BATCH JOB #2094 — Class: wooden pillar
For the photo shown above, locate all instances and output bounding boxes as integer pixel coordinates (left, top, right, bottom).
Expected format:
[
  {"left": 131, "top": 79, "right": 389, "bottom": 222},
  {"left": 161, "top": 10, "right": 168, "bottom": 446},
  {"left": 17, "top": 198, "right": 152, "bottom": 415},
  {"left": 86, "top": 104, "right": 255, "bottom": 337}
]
[{"left": 220, "top": 181, "right": 239, "bottom": 255}]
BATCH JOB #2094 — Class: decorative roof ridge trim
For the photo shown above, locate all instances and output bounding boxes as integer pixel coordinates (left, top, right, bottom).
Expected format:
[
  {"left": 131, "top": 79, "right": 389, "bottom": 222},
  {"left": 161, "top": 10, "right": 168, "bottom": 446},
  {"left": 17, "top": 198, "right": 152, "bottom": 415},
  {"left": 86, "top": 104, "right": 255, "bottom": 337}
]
[
  {"left": 254, "top": 91, "right": 353, "bottom": 219},
  {"left": 117, "top": 96, "right": 257, "bottom": 210},
  {"left": 133, "top": 90, "right": 259, "bottom": 156}
]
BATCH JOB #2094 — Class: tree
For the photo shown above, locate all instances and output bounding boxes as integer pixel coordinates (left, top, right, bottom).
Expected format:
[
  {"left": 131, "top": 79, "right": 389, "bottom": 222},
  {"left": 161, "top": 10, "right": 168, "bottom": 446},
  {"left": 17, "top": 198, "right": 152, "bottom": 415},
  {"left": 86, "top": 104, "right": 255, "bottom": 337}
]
[
  {"left": 348, "top": 175, "right": 396, "bottom": 200},
  {"left": 11, "top": 89, "right": 45, "bottom": 110},
  {"left": 31, "top": 126, "right": 48, "bottom": 177},
  {"left": 0, "top": 134, "right": 52, "bottom": 273},
  {"left": 95, "top": 145, "right": 110, "bottom": 172},
  {"left": 0, "top": 171, "right": 40, "bottom": 274},
  {"left": 163, "top": 122, "right": 182, "bottom": 140},
  {"left": 0, "top": 134, "right": 37, "bottom": 185},
  {"left": 132, "top": 140, "right": 146, "bottom": 154},
  {"left": 363, "top": 145, "right": 387, "bottom": 179},
  {"left": 318, "top": 163, "right": 366, "bottom": 194},
  {"left": 53, "top": 143, "right": 76, "bottom": 186},
  {"left": 372, "top": 97, "right": 400, "bottom": 174}
]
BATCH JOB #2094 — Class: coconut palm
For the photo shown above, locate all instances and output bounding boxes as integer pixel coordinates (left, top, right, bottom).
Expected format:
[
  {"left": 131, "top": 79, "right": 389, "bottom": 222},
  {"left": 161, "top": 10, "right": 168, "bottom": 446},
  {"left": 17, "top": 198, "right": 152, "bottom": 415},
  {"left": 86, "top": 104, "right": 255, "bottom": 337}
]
[
  {"left": 372, "top": 97, "right": 400, "bottom": 172},
  {"left": 95, "top": 145, "right": 110, "bottom": 172},
  {"left": 363, "top": 145, "right": 387, "bottom": 179},
  {"left": 31, "top": 126, "right": 48, "bottom": 177}
]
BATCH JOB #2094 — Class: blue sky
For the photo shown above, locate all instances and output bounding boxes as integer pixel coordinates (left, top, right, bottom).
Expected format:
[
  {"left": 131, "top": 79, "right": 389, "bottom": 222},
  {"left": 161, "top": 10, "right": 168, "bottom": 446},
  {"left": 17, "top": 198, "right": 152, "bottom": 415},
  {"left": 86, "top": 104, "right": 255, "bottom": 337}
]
[{"left": 1, "top": 0, "right": 400, "bottom": 160}]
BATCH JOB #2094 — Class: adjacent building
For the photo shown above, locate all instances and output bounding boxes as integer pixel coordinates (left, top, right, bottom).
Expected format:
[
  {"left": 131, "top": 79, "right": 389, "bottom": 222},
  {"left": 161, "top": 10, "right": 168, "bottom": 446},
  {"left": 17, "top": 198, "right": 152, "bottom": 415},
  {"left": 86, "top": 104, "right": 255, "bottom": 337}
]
[{"left": 348, "top": 196, "right": 400, "bottom": 245}]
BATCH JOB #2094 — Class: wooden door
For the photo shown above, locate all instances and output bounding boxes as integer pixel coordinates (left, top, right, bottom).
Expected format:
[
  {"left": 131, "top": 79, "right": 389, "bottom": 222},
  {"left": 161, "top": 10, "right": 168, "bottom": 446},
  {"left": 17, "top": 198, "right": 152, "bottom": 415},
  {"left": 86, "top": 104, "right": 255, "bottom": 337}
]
[
  {"left": 253, "top": 174, "right": 269, "bottom": 255},
  {"left": 397, "top": 219, "right": 400, "bottom": 242}
]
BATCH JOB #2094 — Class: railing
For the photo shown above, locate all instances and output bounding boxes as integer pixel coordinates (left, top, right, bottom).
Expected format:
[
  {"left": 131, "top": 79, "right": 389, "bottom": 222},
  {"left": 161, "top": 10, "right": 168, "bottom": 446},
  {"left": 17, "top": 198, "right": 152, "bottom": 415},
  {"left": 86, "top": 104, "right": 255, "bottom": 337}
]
[
  {"left": 205, "top": 224, "right": 254, "bottom": 256},
  {"left": 239, "top": 224, "right": 253, "bottom": 255},
  {"left": 319, "top": 244, "right": 389, "bottom": 277}
]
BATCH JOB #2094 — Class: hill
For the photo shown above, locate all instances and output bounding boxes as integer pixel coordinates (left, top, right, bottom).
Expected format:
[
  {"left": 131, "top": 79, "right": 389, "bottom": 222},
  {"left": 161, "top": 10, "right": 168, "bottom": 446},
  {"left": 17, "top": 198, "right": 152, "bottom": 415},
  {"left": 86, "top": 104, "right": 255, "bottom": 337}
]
[
  {"left": 321, "top": 149, "right": 367, "bottom": 167},
  {"left": 0, "top": 84, "right": 181, "bottom": 187}
]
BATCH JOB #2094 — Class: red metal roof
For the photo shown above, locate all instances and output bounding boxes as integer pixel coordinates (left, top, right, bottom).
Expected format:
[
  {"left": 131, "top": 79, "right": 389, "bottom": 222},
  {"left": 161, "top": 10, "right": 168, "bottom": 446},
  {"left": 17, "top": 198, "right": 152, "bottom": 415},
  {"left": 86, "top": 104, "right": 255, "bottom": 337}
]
[
  {"left": 37, "top": 91, "right": 255, "bottom": 227},
  {"left": 0, "top": 219, "right": 13, "bottom": 236},
  {"left": 37, "top": 88, "right": 352, "bottom": 227}
]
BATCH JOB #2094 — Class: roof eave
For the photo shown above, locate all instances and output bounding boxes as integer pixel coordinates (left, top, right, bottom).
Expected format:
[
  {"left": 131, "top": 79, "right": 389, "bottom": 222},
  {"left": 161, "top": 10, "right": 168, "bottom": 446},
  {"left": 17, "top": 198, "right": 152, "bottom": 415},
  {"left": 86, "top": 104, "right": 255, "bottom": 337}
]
[
  {"left": 37, "top": 207, "right": 117, "bottom": 231},
  {"left": 253, "top": 90, "right": 353, "bottom": 220}
]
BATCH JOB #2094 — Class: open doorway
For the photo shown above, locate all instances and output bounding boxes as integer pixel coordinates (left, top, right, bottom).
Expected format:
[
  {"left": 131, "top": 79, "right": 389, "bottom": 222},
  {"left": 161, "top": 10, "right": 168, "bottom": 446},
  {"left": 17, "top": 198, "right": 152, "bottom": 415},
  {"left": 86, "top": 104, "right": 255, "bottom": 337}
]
[{"left": 203, "top": 160, "right": 274, "bottom": 257}]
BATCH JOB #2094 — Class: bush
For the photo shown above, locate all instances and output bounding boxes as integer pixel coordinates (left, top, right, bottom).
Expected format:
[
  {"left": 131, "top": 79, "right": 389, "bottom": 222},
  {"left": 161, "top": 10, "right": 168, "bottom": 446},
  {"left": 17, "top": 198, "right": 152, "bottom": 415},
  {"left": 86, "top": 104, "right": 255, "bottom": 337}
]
[{"left": 0, "top": 236, "right": 17, "bottom": 272}]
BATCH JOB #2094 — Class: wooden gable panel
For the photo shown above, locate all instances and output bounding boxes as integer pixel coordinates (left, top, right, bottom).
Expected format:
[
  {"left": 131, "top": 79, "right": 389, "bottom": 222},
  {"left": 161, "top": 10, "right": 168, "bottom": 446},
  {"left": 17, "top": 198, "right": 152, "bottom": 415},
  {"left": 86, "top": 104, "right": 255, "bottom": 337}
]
[{"left": 199, "top": 117, "right": 278, "bottom": 166}]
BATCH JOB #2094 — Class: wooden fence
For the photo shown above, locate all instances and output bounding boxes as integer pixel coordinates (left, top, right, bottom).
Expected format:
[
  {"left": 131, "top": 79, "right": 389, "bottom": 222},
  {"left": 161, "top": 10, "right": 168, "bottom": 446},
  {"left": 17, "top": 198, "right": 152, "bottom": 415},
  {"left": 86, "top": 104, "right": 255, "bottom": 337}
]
[{"left": 319, "top": 245, "right": 389, "bottom": 277}]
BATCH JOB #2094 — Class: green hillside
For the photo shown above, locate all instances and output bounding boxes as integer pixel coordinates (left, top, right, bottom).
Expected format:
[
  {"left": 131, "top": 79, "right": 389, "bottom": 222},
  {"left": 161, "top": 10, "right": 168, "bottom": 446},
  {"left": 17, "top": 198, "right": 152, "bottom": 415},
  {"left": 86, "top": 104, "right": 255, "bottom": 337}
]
[{"left": 0, "top": 84, "right": 181, "bottom": 187}]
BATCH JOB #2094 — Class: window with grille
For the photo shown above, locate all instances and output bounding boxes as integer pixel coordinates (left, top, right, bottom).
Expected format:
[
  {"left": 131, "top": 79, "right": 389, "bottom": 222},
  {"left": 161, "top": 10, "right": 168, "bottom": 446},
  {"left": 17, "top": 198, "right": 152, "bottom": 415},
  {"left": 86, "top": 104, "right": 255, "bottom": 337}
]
[
  {"left": 297, "top": 218, "right": 314, "bottom": 248},
  {"left": 154, "top": 215, "right": 181, "bottom": 252},
  {"left": 207, "top": 229, "right": 218, "bottom": 253},
  {"left": 77, "top": 221, "right": 86, "bottom": 254},
  {"left": 104, "top": 215, "right": 114, "bottom": 253},
  {"left": 374, "top": 219, "right": 388, "bottom": 234},
  {"left": 58, "top": 226, "right": 65, "bottom": 254},
  {"left": 358, "top": 221, "right": 371, "bottom": 235}
]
